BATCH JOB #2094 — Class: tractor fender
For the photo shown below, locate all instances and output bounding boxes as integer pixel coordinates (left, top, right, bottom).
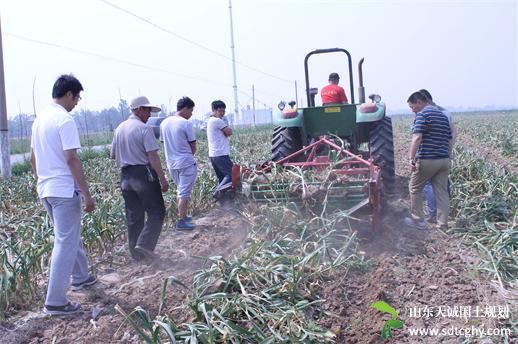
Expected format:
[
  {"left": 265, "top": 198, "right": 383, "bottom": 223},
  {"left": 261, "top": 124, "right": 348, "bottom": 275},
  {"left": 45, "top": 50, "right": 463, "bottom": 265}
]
[
  {"left": 356, "top": 102, "right": 386, "bottom": 123},
  {"left": 272, "top": 108, "right": 304, "bottom": 128}
]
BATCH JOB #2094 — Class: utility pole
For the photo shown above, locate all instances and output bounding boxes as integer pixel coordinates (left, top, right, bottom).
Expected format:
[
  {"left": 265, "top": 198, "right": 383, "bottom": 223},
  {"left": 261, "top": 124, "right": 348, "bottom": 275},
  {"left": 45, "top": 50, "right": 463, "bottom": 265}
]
[
  {"left": 0, "top": 17, "right": 11, "bottom": 178},
  {"left": 252, "top": 84, "right": 256, "bottom": 127},
  {"left": 228, "top": 0, "right": 239, "bottom": 126},
  {"left": 32, "top": 76, "right": 37, "bottom": 116}
]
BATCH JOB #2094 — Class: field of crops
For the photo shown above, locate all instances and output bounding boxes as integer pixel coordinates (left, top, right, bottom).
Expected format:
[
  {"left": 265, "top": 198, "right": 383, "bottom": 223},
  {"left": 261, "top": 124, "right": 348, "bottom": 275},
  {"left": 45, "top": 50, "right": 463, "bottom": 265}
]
[
  {"left": 456, "top": 111, "right": 518, "bottom": 159},
  {"left": 0, "top": 111, "right": 516, "bottom": 342}
]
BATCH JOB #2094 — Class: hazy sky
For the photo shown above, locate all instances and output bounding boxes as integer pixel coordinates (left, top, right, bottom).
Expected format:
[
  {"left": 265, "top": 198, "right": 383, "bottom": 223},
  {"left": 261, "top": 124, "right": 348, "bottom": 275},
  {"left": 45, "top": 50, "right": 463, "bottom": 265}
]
[{"left": 2, "top": 0, "right": 517, "bottom": 119}]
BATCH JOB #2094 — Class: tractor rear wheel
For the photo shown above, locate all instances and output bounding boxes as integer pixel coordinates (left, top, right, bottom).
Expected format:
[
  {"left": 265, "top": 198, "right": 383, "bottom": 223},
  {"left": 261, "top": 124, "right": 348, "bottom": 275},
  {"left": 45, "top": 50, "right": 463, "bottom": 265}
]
[
  {"left": 272, "top": 126, "right": 303, "bottom": 162},
  {"left": 370, "top": 116, "right": 395, "bottom": 194}
]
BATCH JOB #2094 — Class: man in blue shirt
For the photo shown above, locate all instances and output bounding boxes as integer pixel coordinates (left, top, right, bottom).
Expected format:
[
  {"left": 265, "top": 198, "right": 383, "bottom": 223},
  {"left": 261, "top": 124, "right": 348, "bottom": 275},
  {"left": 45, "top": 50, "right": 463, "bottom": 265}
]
[
  {"left": 405, "top": 92, "right": 452, "bottom": 230},
  {"left": 419, "top": 89, "right": 456, "bottom": 224}
]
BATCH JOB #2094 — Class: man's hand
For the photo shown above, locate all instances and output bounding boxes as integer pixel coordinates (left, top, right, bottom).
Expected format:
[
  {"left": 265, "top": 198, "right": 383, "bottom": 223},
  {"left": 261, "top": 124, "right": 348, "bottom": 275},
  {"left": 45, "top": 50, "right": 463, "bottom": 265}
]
[
  {"left": 159, "top": 177, "right": 169, "bottom": 192},
  {"left": 409, "top": 159, "right": 417, "bottom": 172},
  {"left": 83, "top": 194, "right": 96, "bottom": 213}
]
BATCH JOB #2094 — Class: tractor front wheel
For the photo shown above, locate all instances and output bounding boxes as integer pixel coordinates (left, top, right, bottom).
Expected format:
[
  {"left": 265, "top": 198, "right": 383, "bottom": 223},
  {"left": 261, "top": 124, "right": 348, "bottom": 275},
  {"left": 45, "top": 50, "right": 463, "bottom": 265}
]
[
  {"left": 272, "top": 126, "right": 303, "bottom": 162},
  {"left": 370, "top": 116, "right": 395, "bottom": 194}
]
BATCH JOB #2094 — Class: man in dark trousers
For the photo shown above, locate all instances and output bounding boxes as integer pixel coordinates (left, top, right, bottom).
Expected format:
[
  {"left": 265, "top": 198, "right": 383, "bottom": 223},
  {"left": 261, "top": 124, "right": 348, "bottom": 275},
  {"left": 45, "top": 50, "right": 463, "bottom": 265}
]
[
  {"left": 111, "top": 96, "right": 169, "bottom": 262},
  {"left": 207, "top": 100, "right": 234, "bottom": 195}
]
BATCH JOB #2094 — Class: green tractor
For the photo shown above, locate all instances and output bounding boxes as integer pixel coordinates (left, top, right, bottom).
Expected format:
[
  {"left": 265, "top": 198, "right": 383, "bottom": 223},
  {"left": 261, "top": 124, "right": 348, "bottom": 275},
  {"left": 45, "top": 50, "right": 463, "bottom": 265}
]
[
  {"left": 234, "top": 48, "right": 395, "bottom": 230},
  {"left": 271, "top": 48, "right": 395, "bottom": 193}
]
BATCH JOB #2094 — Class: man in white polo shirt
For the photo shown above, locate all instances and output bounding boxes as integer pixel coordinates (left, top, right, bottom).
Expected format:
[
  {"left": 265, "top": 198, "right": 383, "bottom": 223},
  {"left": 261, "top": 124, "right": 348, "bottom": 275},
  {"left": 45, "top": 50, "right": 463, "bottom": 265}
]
[
  {"left": 207, "top": 100, "right": 233, "bottom": 195},
  {"left": 30, "top": 74, "right": 97, "bottom": 315}
]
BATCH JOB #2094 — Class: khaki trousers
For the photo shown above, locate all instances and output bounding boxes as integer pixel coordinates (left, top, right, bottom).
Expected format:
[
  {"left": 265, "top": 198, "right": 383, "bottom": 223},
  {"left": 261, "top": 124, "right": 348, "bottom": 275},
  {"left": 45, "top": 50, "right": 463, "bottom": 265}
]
[{"left": 409, "top": 158, "right": 450, "bottom": 226}]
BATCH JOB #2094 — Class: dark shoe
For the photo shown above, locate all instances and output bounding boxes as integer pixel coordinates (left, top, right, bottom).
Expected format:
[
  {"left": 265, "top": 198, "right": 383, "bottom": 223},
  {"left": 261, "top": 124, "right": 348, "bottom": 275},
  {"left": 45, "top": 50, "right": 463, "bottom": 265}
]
[
  {"left": 185, "top": 215, "right": 193, "bottom": 223},
  {"left": 404, "top": 217, "right": 426, "bottom": 230},
  {"left": 129, "top": 247, "right": 145, "bottom": 261},
  {"left": 426, "top": 216, "right": 437, "bottom": 225},
  {"left": 134, "top": 245, "right": 160, "bottom": 261},
  {"left": 71, "top": 274, "right": 97, "bottom": 291},
  {"left": 176, "top": 219, "right": 196, "bottom": 230},
  {"left": 43, "top": 301, "right": 81, "bottom": 315}
]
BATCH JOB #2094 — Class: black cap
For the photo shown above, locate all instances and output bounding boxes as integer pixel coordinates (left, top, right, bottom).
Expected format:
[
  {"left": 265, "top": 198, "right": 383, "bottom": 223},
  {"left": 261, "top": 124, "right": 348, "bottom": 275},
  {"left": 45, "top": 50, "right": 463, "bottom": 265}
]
[{"left": 329, "top": 73, "right": 340, "bottom": 80}]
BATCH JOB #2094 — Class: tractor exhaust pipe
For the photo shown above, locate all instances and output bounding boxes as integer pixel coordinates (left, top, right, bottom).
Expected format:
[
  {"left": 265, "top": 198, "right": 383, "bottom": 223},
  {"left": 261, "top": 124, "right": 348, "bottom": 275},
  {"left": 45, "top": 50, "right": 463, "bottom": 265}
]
[{"left": 358, "top": 58, "right": 365, "bottom": 104}]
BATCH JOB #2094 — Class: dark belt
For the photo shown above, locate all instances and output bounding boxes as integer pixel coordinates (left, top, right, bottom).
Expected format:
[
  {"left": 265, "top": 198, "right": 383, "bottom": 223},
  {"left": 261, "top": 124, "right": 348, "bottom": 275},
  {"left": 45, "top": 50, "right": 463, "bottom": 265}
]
[{"left": 121, "top": 164, "right": 149, "bottom": 170}]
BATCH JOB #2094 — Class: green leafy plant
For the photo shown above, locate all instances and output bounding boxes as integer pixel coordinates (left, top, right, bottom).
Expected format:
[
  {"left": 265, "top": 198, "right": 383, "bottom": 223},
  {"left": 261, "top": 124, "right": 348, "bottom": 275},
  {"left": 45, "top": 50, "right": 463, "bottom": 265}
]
[{"left": 370, "top": 300, "right": 404, "bottom": 339}]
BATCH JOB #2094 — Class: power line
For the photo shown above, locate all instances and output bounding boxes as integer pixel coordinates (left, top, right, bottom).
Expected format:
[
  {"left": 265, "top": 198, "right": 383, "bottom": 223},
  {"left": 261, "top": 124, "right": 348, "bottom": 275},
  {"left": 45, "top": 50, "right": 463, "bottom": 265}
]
[
  {"left": 96, "top": 0, "right": 292, "bottom": 83},
  {"left": 238, "top": 89, "right": 270, "bottom": 108},
  {"left": 6, "top": 32, "right": 286, "bottom": 108},
  {"left": 6, "top": 32, "right": 229, "bottom": 86}
]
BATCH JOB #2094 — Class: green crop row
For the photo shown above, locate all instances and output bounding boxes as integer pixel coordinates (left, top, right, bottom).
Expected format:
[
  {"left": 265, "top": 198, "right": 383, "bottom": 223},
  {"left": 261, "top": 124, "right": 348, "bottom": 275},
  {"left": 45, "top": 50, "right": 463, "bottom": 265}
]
[{"left": 456, "top": 111, "right": 518, "bottom": 158}]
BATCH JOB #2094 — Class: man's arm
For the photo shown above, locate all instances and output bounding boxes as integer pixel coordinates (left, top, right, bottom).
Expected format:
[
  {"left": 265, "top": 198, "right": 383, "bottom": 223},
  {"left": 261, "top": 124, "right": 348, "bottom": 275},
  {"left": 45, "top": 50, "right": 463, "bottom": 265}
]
[
  {"left": 409, "top": 133, "right": 423, "bottom": 171},
  {"left": 110, "top": 135, "right": 116, "bottom": 160},
  {"left": 147, "top": 150, "right": 169, "bottom": 192},
  {"left": 222, "top": 127, "right": 232, "bottom": 137},
  {"left": 339, "top": 87, "right": 348, "bottom": 104},
  {"left": 30, "top": 148, "right": 37, "bottom": 180},
  {"left": 189, "top": 141, "right": 197, "bottom": 155},
  {"left": 63, "top": 149, "right": 96, "bottom": 212}
]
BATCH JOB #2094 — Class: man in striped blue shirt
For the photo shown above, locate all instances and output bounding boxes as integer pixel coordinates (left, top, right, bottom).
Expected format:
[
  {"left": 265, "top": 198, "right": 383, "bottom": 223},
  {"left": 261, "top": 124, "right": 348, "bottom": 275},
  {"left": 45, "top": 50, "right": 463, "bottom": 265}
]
[
  {"left": 405, "top": 92, "right": 452, "bottom": 230},
  {"left": 419, "top": 89, "right": 456, "bottom": 224}
]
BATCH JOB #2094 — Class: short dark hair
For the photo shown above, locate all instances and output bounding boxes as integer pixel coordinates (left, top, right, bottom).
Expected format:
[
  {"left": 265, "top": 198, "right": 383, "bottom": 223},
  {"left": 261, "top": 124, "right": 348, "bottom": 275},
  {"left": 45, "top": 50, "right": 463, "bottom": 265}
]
[
  {"left": 52, "top": 74, "right": 83, "bottom": 98},
  {"left": 177, "top": 96, "right": 195, "bottom": 111},
  {"left": 407, "top": 91, "right": 427, "bottom": 103},
  {"left": 419, "top": 89, "right": 433, "bottom": 102},
  {"left": 211, "top": 100, "right": 226, "bottom": 111}
]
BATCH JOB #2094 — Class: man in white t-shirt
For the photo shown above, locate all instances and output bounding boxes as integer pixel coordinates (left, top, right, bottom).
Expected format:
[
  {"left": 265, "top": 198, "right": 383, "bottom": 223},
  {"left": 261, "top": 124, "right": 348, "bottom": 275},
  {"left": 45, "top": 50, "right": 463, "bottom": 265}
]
[
  {"left": 30, "top": 74, "right": 96, "bottom": 315},
  {"left": 207, "top": 100, "right": 233, "bottom": 191},
  {"left": 160, "top": 97, "right": 197, "bottom": 230}
]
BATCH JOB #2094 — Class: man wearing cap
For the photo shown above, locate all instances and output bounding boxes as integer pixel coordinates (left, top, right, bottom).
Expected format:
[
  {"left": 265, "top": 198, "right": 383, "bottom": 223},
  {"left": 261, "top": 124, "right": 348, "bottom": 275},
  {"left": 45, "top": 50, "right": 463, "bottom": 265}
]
[
  {"left": 111, "top": 96, "right": 169, "bottom": 262},
  {"left": 160, "top": 97, "right": 197, "bottom": 230},
  {"left": 321, "top": 73, "right": 348, "bottom": 105}
]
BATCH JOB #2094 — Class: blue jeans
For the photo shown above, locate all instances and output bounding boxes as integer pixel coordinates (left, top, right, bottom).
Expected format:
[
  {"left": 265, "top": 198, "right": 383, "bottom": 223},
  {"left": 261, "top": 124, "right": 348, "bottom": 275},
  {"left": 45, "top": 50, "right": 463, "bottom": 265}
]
[
  {"left": 210, "top": 155, "right": 233, "bottom": 186},
  {"left": 424, "top": 179, "right": 451, "bottom": 220},
  {"left": 42, "top": 191, "right": 90, "bottom": 306}
]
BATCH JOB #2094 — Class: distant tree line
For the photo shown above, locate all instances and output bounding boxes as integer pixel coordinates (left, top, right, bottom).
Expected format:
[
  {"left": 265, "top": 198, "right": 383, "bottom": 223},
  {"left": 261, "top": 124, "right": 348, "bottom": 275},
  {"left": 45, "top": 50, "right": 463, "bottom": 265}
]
[
  {"left": 8, "top": 99, "right": 172, "bottom": 139},
  {"left": 8, "top": 99, "right": 272, "bottom": 141}
]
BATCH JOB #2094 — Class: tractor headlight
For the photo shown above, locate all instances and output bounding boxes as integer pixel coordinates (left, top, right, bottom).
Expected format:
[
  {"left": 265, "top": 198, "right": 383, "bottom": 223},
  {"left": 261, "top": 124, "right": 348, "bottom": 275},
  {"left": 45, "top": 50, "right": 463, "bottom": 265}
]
[{"left": 278, "top": 101, "right": 286, "bottom": 111}]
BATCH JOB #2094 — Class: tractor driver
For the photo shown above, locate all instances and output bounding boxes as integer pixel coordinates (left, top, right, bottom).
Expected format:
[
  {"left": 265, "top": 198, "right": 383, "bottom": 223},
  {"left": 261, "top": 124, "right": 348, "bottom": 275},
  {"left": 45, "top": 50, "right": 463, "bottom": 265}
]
[{"left": 321, "top": 73, "right": 348, "bottom": 106}]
